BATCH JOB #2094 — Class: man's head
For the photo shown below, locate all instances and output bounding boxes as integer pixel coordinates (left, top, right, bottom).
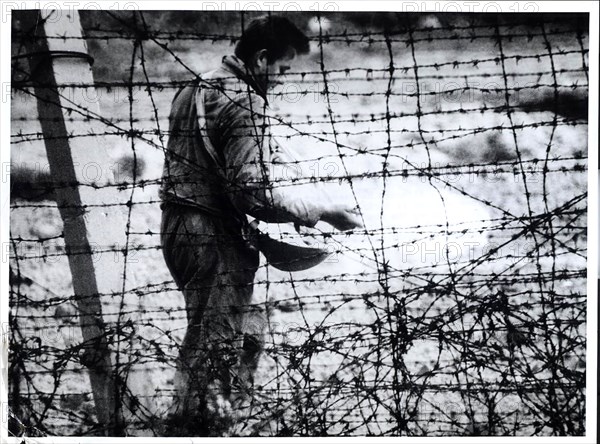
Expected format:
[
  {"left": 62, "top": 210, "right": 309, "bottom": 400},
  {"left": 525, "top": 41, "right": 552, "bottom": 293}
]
[{"left": 235, "top": 15, "right": 310, "bottom": 90}]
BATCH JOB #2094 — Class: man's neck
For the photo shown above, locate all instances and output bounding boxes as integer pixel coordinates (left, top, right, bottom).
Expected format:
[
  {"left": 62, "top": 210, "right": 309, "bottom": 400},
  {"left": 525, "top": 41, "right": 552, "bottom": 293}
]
[{"left": 221, "top": 55, "right": 269, "bottom": 103}]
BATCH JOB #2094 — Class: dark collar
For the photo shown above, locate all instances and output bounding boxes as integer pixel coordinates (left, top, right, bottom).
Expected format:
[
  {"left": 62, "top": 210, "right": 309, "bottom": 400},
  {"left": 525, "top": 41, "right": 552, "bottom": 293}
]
[{"left": 221, "top": 55, "right": 268, "bottom": 104}]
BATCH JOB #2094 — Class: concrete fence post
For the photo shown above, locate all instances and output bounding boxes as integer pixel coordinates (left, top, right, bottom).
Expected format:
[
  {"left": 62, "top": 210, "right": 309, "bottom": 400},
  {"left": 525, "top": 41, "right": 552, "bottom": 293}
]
[{"left": 18, "top": 9, "right": 128, "bottom": 435}]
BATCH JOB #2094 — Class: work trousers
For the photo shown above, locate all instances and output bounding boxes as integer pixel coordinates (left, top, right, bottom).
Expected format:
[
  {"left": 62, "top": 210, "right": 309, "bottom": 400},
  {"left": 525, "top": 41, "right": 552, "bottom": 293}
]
[{"left": 160, "top": 203, "right": 265, "bottom": 436}]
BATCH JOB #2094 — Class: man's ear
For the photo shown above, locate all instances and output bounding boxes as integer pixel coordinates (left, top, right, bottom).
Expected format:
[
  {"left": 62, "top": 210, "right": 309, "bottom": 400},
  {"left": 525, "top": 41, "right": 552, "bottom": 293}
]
[{"left": 253, "top": 49, "right": 268, "bottom": 70}]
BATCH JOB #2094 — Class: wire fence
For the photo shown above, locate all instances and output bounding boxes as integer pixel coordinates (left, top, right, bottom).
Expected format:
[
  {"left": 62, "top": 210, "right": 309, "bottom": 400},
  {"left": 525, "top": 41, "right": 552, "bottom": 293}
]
[{"left": 9, "top": 10, "right": 588, "bottom": 437}]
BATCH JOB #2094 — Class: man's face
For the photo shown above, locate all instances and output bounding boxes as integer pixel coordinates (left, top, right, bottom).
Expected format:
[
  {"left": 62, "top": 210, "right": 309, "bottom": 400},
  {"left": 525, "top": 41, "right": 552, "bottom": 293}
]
[{"left": 253, "top": 46, "right": 296, "bottom": 90}]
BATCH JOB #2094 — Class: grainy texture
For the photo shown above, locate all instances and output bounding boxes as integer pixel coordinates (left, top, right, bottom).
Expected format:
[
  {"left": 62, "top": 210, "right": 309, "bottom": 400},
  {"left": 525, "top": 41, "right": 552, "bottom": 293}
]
[{"left": 9, "top": 10, "right": 588, "bottom": 437}]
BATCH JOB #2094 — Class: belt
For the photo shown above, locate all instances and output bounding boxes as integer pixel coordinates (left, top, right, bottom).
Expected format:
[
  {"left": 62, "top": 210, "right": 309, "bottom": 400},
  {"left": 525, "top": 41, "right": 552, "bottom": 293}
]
[{"left": 160, "top": 194, "right": 229, "bottom": 220}]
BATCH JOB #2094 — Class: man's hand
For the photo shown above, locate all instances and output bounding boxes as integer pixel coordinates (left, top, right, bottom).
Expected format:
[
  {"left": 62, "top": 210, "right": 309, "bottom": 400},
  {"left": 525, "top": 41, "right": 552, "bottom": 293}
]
[{"left": 321, "top": 204, "right": 364, "bottom": 231}]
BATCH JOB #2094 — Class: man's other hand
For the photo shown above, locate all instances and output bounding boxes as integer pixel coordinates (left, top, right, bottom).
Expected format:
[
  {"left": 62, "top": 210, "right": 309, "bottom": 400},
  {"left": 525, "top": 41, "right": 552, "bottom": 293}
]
[{"left": 321, "top": 204, "right": 364, "bottom": 231}]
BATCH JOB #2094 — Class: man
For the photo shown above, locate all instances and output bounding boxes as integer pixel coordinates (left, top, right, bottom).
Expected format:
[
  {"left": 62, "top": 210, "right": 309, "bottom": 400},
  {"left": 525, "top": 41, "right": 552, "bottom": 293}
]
[{"left": 159, "top": 15, "right": 362, "bottom": 436}]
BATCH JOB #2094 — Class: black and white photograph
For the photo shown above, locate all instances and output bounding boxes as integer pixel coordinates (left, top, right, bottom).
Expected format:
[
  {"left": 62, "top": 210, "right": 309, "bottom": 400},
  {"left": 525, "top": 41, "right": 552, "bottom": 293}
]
[{"left": 2, "top": 1, "right": 597, "bottom": 439}]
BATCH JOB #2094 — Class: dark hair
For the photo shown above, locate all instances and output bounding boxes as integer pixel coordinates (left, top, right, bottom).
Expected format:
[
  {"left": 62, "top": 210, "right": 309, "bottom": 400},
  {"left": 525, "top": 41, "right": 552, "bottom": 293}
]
[{"left": 235, "top": 15, "right": 310, "bottom": 65}]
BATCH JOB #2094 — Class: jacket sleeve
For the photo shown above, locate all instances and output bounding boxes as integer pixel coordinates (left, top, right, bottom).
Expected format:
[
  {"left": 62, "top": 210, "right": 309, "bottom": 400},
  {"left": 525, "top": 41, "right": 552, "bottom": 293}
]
[{"left": 212, "top": 89, "right": 323, "bottom": 227}]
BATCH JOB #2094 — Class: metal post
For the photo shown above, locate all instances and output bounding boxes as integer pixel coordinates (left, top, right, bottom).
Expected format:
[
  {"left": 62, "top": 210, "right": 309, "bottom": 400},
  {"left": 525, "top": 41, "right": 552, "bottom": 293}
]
[{"left": 19, "top": 9, "right": 127, "bottom": 435}]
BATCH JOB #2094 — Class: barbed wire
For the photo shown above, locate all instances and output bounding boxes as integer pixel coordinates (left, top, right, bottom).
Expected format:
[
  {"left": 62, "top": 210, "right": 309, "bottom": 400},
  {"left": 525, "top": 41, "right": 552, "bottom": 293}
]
[
  {"left": 14, "top": 24, "right": 584, "bottom": 43},
  {"left": 9, "top": 9, "right": 588, "bottom": 438}
]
